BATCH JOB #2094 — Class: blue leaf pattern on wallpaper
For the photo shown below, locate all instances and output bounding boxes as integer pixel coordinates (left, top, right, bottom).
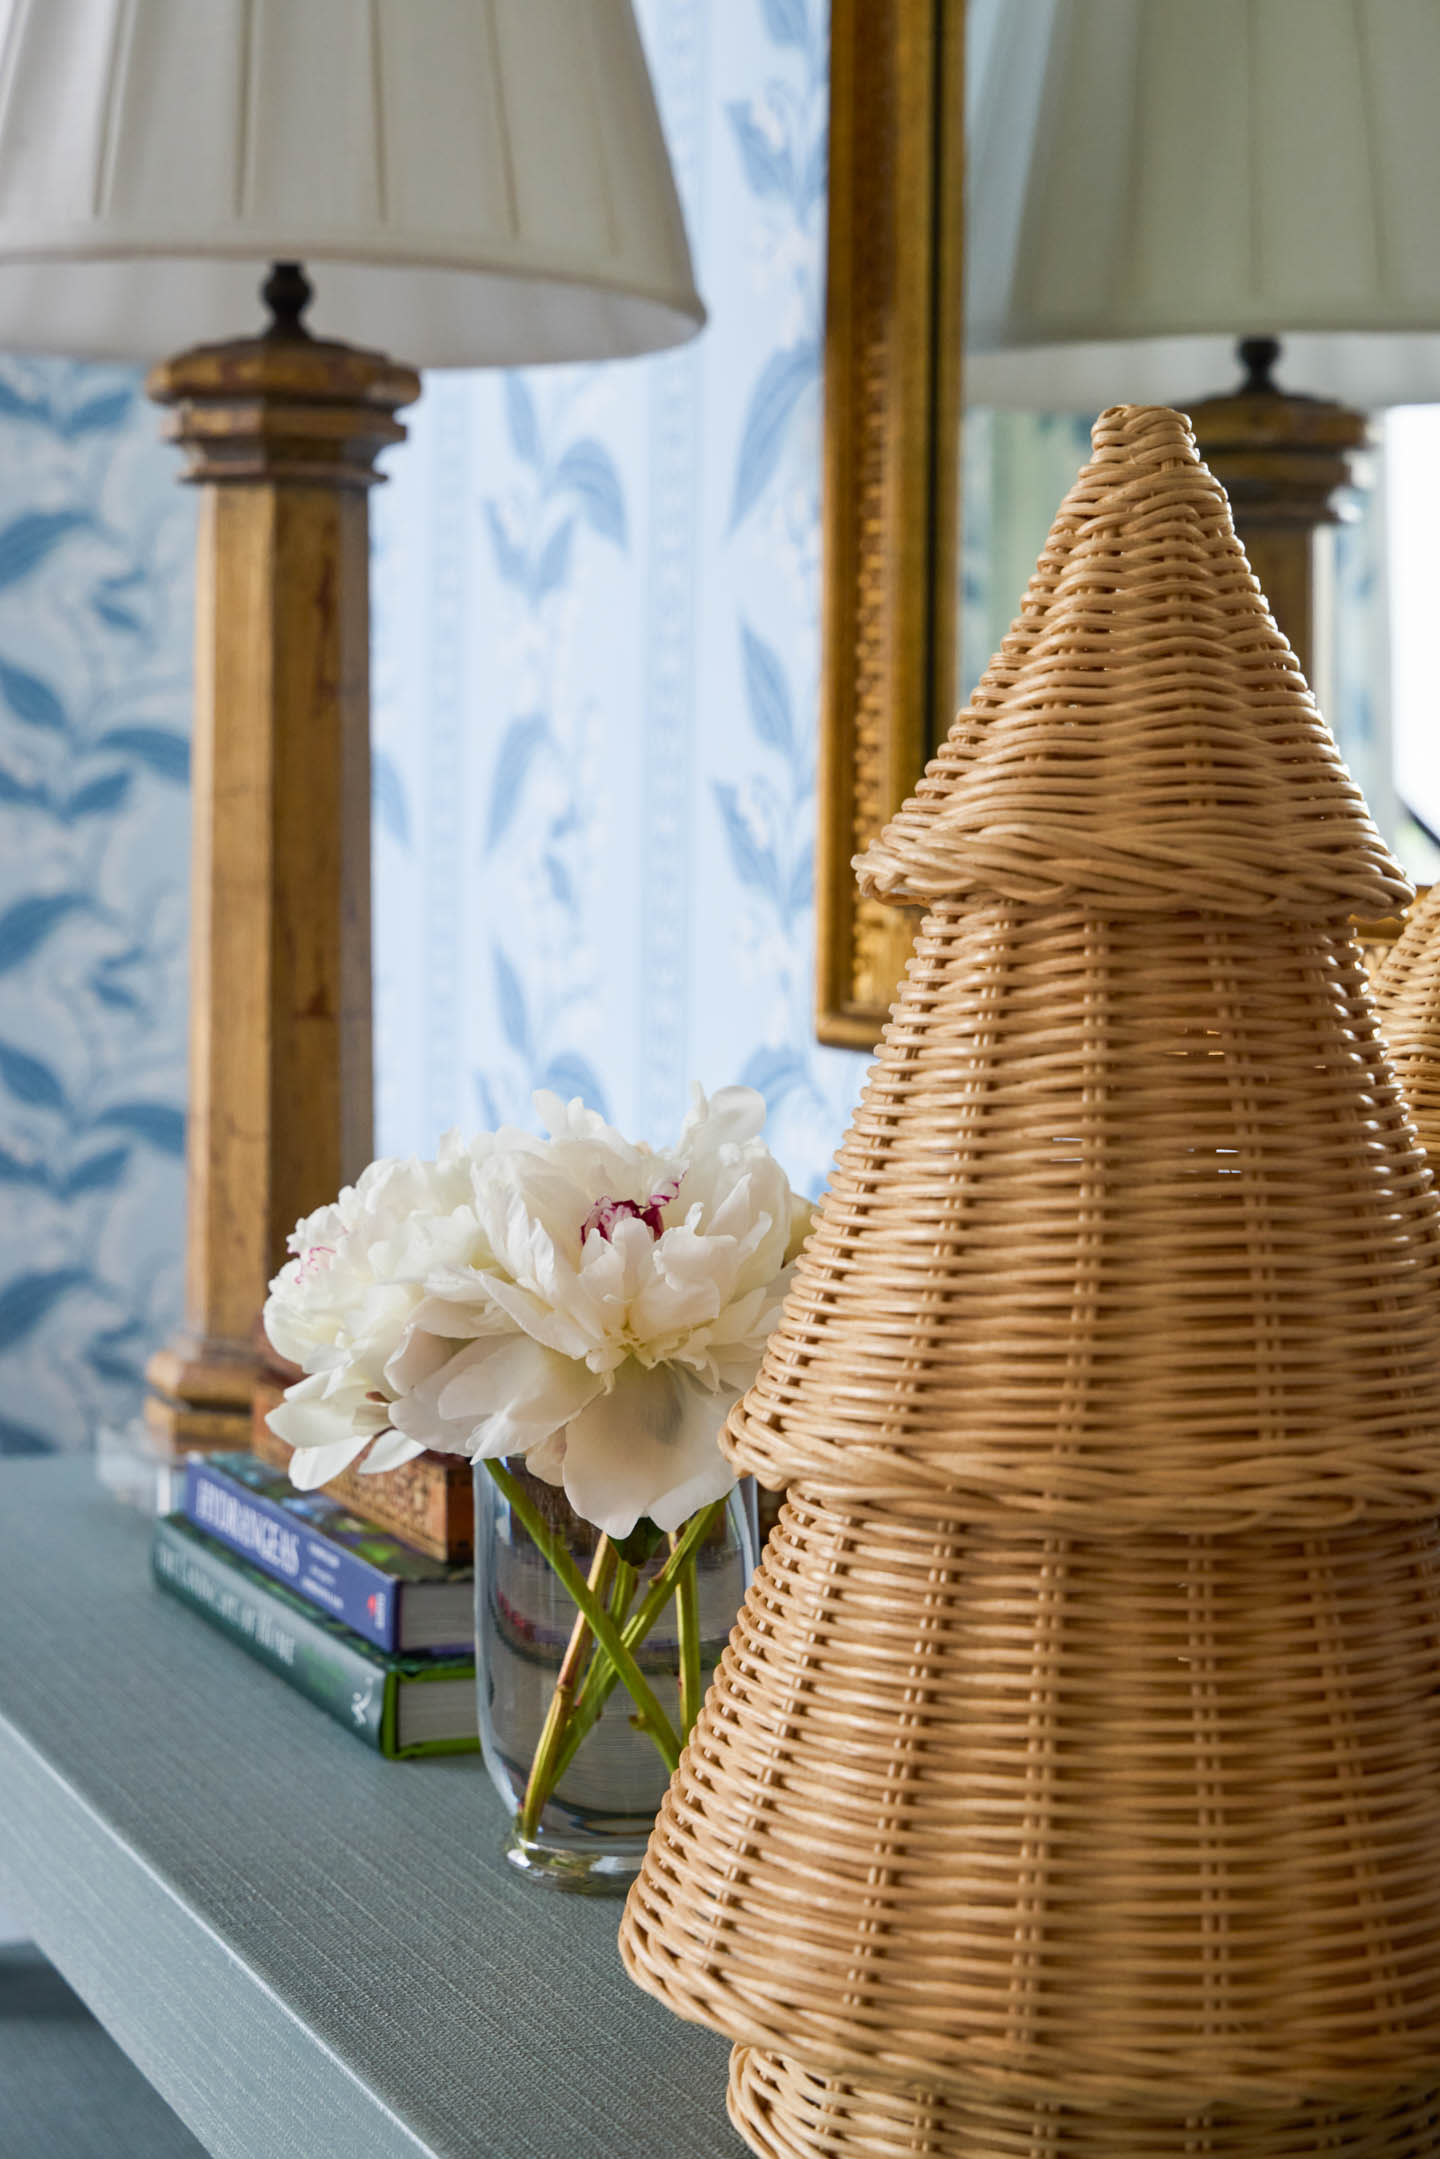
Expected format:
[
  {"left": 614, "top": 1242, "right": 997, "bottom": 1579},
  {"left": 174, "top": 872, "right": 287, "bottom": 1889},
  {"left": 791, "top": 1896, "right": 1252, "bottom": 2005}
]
[
  {"left": 552, "top": 440, "right": 628, "bottom": 547},
  {"left": 493, "top": 945, "right": 532, "bottom": 1059},
  {"left": 713, "top": 779, "right": 783, "bottom": 908},
  {"left": 740, "top": 1042, "right": 810, "bottom": 1111},
  {"left": 538, "top": 1050, "right": 610, "bottom": 1111},
  {"left": 533, "top": 517, "right": 575, "bottom": 603},
  {"left": 0, "top": 1038, "right": 68, "bottom": 1110},
  {"left": 739, "top": 618, "right": 794, "bottom": 755},
  {"left": 371, "top": 748, "right": 411, "bottom": 850},
  {"left": 728, "top": 341, "right": 819, "bottom": 531},
  {"left": 727, "top": 99, "right": 796, "bottom": 199},
  {"left": 92, "top": 1101, "right": 186, "bottom": 1154},
  {"left": 98, "top": 725, "right": 189, "bottom": 782},
  {"left": 712, "top": 0, "right": 855, "bottom": 1193},
  {"left": 1, "top": 659, "right": 68, "bottom": 731},
  {"left": 0, "top": 359, "right": 193, "bottom": 1450},
  {"left": 760, "top": 0, "right": 810, "bottom": 48},
  {"left": 0, "top": 511, "right": 92, "bottom": 588},
  {"left": 362, "top": 0, "right": 858, "bottom": 1178},
  {"left": 485, "top": 713, "right": 550, "bottom": 853},
  {"left": 0, "top": 1268, "right": 92, "bottom": 1352},
  {"left": 0, "top": 893, "right": 89, "bottom": 972},
  {"left": 468, "top": 370, "right": 627, "bottom": 1131},
  {"left": 504, "top": 373, "right": 542, "bottom": 469},
  {"left": 483, "top": 500, "right": 529, "bottom": 590}
]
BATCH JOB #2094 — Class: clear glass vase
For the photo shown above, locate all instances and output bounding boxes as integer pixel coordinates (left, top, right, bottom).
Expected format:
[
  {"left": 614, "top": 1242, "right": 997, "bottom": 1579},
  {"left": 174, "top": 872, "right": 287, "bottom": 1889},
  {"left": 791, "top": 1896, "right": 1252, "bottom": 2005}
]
[{"left": 473, "top": 1456, "right": 757, "bottom": 1894}]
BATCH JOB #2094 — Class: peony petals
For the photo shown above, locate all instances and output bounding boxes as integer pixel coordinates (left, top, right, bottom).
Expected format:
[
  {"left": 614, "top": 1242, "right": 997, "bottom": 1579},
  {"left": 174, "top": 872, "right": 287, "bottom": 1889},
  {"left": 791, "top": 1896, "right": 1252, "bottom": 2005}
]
[
  {"left": 526, "top": 1429, "right": 568, "bottom": 1485},
  {"left": 384, "top": 1293, "right": 507, "bottom": 1393},
  {"left": 630, "top": 1224, "right": 732, "bottom": 1343},
  {"left": 355, "top": 1428, "right": 429, "bottom": 1476},
  {"left": 393, "top": 1332, "right": 604, "bottom": 1461},
  {"left": 262, "top": 1295, "right": 319, "bottom": 1369},
  {"left": 390, "top": 1384, "right": 479, "bottom": 1458},
  {"left": 266, "top": 1374, "right": 358, "bottom": 1454},
  {"left": 443, "top": 1336, "right": 603, "bottom": 1444},
  {"left": 264, "top": 1080, "right": 798, "bottom": 1535},
  {"left": 680, "top": 1083, "right": 766, "bottom": 1154},
  {"left": 278, "top": 1429, "right": 375, "bottom": 1490},
  {"left": 478, "top": 1272, "right": 598, "bottom": 1360},
  {"left": 384, "top": 1326, "right": 461, "bottom": 1397},
  {"left": 558, "top": 1361, "right": 737, "bottom": 1539}
]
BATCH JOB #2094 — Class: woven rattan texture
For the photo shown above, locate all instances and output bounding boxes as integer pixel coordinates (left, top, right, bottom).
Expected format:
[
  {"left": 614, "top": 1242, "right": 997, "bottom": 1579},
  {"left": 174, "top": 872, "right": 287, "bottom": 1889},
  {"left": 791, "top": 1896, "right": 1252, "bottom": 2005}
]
[
  {"left": 622, "top": 406, "right": 1440, "bottom": 2158},
  {"left": 728, "top": 2052, "right": 1440, "bottom": 2159},
  {"left": 621, "top": 1490, "right": 1440, "bottom": 2110},
  {"left": 858, "top": 407, "right": 1408, "bottom": 920},
  {"left": 727, "top": 900, "right": 1440, "bottom": 1523},
  {"left": 1376, "top": 883, "right": 1440, "bottom": 1155}
]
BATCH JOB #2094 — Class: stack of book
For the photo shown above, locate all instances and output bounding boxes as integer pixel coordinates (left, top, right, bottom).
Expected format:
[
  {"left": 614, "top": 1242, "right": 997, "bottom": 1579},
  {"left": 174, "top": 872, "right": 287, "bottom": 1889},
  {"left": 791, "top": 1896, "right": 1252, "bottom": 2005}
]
[{"left": 152, "top": 1452, "right": 479, "bottom": 1760}]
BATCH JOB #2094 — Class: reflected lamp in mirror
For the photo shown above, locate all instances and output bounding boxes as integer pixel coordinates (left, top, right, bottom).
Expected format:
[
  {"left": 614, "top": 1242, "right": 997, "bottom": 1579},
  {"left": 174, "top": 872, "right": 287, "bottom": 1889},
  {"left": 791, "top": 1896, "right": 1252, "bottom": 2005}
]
[
  {"left": 0, "top": 0, "right": 704, "bottom": 1449},
  {"left": 966, "top": 0, "right": 1440, "bottom": 687},
  {"left": 817, "top": 0, "right": 1440, "bottom": 1047}
]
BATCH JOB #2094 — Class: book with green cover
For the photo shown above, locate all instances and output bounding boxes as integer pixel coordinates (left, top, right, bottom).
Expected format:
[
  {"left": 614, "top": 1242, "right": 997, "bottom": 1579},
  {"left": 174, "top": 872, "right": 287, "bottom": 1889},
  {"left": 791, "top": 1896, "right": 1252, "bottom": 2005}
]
[{"left": 152, "top": 1516, "right": 479, "bottom": 1760}]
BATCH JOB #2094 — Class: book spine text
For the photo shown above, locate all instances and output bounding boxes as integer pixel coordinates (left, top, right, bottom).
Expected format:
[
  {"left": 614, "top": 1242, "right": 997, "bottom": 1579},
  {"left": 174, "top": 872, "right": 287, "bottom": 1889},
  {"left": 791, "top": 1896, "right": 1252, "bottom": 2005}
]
[{"left": 182, "top": 1457, "right": 397, "bottom": 1649}]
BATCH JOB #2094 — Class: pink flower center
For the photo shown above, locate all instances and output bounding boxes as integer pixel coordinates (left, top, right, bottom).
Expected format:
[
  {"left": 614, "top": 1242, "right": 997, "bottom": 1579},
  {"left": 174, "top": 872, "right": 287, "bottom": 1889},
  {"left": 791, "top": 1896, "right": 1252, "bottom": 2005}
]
[
  {"left": 582, "top": 1176, "right": 681, "bottom": 1248},
  {"left": 298, "top": 1244, "right": 335, "bottom": 1280}
]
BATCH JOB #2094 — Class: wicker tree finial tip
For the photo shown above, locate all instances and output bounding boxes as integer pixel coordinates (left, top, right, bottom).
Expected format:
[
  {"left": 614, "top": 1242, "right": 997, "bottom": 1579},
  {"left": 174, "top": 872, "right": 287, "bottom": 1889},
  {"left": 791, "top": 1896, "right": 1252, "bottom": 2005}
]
[
  {"left": 859, "top": 402, "right": 1409, "bottom": 920},
  {"left": 1089, "top": 401, "right": 1198, "bottom": 463}
]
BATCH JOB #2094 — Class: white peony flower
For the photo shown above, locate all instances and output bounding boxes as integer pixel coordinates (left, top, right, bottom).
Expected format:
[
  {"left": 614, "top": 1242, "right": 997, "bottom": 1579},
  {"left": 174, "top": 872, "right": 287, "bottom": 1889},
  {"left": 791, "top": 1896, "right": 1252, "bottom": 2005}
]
[
  {"left": 265, "top": 1086, "right": 811, "bottom": 1537},
  {"left": 262, "top": 1132, "right": 491, "bottom": 1490}
]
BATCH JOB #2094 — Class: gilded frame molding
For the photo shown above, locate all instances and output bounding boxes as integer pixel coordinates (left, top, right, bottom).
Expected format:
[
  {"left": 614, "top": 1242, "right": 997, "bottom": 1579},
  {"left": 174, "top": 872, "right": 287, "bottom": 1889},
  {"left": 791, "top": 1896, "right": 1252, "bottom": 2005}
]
[{"left": 815, "top": 0, "right": 963, "bottom": 1048}]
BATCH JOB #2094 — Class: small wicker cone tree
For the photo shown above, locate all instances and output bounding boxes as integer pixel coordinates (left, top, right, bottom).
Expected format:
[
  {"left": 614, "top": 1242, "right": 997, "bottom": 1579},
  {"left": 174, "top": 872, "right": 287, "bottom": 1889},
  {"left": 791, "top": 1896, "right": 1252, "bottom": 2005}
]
[
  {"left": 1375, "top": 885, "right": 1440, "bottom": 1157},
  {"left": 620, "top": 407, "right": 1440, "bottom": 2158}
]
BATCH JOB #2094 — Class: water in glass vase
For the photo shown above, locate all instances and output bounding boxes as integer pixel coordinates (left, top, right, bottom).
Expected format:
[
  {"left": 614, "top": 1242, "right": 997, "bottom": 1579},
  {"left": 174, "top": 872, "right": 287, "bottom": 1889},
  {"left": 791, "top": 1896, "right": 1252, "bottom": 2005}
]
[{"left": 473, "top": 1457, "right": 757, "bottom": 1894}]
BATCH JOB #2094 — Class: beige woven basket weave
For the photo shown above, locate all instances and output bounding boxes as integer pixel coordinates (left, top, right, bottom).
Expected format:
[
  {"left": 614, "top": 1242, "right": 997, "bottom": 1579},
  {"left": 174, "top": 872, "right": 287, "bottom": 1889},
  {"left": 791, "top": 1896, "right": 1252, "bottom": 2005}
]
[
  {"left": 728, "top": 896, "right": 1440, "bottom": 1526},
  {"left": 728, "top": 2050, "right": 1440, "bottom": 2159},
  {"left": 1375, "top": 882, "right": 1440, "bottom": 1154},
  {"left": 619, "top": 406, "right": 1440, "bottom": 2156},
  {"left": 627, "top": 1489, "right": 1440, "bottom": 2106},
  {"left": 859, "top": 409, "right": 1407, "bottom": 922}
]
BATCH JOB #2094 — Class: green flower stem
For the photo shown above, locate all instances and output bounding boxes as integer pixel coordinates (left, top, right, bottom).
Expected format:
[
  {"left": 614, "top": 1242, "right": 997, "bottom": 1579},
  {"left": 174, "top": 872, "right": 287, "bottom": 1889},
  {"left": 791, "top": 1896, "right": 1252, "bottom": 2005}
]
[
  {"left": 550, "top": 1558, "right": 639, "bottom": 1788},
  {"left": 485, "top": 1459, "right": 681, "bottom": 1777},
  {"left": 561, "top": 1556, "right": 638, "bottom": 1756},
  {"left": 622, "top": 1496, "right": 727, "bottom": 1661},
  {"left": 516, "top": 1535, "right": 616, "bottom": 1843},
  {"left": 550, "top": 1497, "right": 728, "bottom": 1785}
]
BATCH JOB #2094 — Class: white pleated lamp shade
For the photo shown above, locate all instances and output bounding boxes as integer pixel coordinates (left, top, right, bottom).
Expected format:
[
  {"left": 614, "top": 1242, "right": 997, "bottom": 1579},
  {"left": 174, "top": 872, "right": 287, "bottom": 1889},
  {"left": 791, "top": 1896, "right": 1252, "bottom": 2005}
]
[
  {"left": 0, "top": 0, "right": 704, "bottom": 365},
  {"left": 967, "top": 0, "right": 1440, "bottom": 410}
]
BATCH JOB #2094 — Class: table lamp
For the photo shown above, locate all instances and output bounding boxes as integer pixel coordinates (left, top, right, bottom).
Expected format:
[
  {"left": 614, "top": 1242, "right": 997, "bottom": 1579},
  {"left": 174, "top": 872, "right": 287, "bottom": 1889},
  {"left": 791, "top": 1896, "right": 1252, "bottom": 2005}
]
[
  {"left": 965, "top": 0, "right": 1440, "bottom": 682},
  {"left": 0, "top": 0, "right": 704, "bottom": 1448}
]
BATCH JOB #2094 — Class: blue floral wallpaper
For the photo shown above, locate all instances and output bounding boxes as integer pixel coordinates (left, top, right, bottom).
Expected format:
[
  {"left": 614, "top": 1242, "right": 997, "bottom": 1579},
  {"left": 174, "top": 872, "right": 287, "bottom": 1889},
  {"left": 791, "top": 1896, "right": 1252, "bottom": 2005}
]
[
  {"left": 0, "top": 0, "right": 1400, "bottom": 1457},
  {"left": 371, "top": 0, "right": 862, "bottom": 1196},
  {"left": 0, "top": 365, "right": 193, "bottom": 1455},
  {"left": 0, "top": 0, "right": 865, "bottom": 1457}
]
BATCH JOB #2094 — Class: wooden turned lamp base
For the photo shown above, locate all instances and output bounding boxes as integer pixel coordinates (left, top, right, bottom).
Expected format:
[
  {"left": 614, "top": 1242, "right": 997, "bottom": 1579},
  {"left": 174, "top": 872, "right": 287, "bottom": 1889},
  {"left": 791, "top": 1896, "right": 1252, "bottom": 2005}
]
[
  {"left": 142, "top": 264, "right": 418, "bottom": 1453},
  {"left": 1188, "top": 338, "right": 1419, "bottom": 973},
  {"left": 1188, "top": 335, "right": 1369, "bottom": 690}
]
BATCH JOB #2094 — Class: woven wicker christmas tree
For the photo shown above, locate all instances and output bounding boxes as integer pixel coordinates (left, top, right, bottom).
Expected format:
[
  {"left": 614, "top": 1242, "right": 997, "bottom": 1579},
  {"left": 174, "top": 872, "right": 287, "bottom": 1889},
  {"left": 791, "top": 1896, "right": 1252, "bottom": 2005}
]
[
  {"left": 1375, "top": 884, "right": 1440, "bottom": 1157},
  {"left": 620, "top": 407, "right": 1440, "bottom": 2158}
]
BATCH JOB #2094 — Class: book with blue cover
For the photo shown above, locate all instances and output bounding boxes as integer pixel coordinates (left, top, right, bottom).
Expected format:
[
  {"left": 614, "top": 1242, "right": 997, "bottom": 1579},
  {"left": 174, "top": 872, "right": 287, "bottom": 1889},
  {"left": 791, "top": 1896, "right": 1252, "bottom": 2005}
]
[
  {"left": 180, "top": 1451, "right": 473, "bottom": 1654},
  {"left": 153, "top": 1516, "right": 479, "bottom": 1758}
]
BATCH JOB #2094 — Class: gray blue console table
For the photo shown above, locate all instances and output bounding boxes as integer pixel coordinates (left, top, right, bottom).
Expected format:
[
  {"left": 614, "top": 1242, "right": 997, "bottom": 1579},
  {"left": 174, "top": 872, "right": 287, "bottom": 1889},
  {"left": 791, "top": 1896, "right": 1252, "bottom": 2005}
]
[{"left": 0, "top": 1459, "right": 736, "bottom": 2158}]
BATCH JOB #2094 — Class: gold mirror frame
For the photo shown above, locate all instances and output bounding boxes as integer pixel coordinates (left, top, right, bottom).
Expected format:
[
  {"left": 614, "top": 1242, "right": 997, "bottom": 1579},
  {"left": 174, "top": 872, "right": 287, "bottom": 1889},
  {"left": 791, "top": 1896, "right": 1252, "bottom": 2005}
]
[
  {"left": 815, "top": 0, "right": 963, "bottom": 1048},
  {"left": 814, "top": 0, "right": 1413, "bottom": 1043}
]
